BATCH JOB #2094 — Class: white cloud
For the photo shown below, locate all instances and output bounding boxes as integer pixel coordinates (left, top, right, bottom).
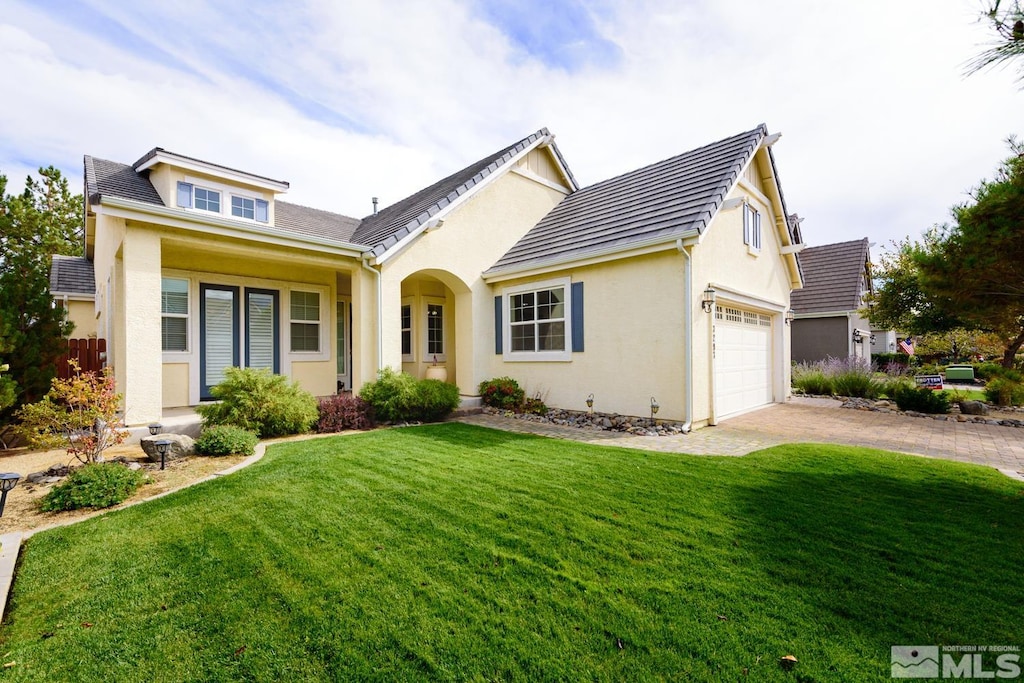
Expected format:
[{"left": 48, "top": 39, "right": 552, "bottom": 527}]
[{"left": 0, "top": 0, "right": 1020, "bottom": 253}]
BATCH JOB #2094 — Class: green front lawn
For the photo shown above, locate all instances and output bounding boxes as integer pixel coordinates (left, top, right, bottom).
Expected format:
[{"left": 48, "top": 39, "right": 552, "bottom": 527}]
[{"left": 3, "top": 424, "right": 1022, "bottom": 681}]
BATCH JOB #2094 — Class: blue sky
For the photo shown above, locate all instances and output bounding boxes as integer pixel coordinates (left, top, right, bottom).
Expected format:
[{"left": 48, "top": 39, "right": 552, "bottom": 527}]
[{"left": 0, "top": 0, "right": 1020, "bottom": 251}]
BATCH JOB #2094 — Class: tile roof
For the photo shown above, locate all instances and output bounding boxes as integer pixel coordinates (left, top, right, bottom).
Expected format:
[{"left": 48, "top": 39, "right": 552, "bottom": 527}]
[
  {"left": 355, "top": 129, "right": 567, "bottom": 258},
  {"left": 50, "top": 255, "right": 95, "bottom": 295},
  {"left": 486, "top": 124, "right": 774, "bottom": 274},
  {"left": 790, "top": 238, "right": 870, "bottom": 314},
  {"left": 83, "top": 130, "right": 568, "bottom": 257}
]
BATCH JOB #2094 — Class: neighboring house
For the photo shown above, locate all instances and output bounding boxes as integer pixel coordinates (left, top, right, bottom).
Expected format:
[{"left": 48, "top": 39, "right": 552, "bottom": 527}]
[
  {"left": 72, "top": 123, "right": 803, "bottom": 428},
  {"left": 50, "top": 254, "right": 97, "bottom": 338},
  {"left": 790, "top": 238, "right": 886, "bottom": 363}
]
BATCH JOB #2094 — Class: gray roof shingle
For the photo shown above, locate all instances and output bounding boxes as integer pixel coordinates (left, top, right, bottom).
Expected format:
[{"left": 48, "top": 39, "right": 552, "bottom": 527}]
[
  {"left": 274, "top": 201, "right": 361, "bottom": 243},
  {"left": 50, "top": 255, "right": 95, "bottom": 295},
  {"left": 85, "top": 156, "right": 164, "bottom": 206},
  {"left": 355, "top": 129, "right": 569, "bottom": 258},
  {"left": 790, "top": 238, "right": 870, "bottom": 314},
  {"left": 486, "top": 125, "right": 777, "bottom": 274}
]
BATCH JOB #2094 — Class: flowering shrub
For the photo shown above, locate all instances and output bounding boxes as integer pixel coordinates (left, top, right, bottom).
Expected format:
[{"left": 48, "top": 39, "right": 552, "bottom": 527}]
[
  {"left": 16, "top": 362, "right": 127, "bottom": 464},
  {"left": 478, "top": 377, "right": 525, "bottom": 410},
  {"left": 791, "top": 356, "right": 882, "bottom": 399}
]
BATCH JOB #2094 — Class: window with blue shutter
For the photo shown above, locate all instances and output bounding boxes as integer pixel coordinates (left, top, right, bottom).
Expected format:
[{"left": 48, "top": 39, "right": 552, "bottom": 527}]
[
  {"left": 177, "top": 182, "right": 193, "bottom": 208},
  {"left": 571, "top": 281, "right": 584, "bottom": 352}
]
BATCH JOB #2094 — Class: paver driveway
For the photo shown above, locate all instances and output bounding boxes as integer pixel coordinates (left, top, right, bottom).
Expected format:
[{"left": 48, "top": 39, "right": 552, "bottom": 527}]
[{"left": 459, "top": 397, "right": 1024, "bottom": 478}]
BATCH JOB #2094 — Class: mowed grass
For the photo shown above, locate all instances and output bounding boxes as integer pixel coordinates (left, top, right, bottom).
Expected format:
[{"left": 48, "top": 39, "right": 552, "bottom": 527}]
[{"left": 2, "top": 423, "right": 1022, "bottom": 681}]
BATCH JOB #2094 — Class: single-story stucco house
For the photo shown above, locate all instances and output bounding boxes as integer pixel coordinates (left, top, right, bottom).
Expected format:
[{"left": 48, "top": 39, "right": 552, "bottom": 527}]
[{"left": 53, "top": 124, "right": 804, "bottom": 429}]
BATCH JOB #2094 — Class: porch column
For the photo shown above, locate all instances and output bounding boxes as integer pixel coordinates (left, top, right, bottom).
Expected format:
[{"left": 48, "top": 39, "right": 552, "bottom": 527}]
[
  {"left": 119, "top": 227, "right": 162, "bottom": 425},
  {"left": 351, "top": 265, "right": 379, "bottom": 391},
  {"left": 379, "top": 273, "right": 403, "bottom": 371}
]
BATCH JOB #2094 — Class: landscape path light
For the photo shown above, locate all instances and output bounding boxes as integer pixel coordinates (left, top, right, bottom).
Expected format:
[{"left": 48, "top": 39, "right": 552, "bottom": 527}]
[
  {"left": 0, "top": 473, "right": 20, "bottom": 517},
  {"left": 154, "top": 439, "right": 173, "bottom": 471}
]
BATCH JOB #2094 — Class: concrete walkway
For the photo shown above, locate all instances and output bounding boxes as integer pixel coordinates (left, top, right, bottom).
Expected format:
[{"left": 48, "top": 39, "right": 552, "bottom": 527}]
[{"left": 458, "top": 397, "right": 1024, "bottom": 478}]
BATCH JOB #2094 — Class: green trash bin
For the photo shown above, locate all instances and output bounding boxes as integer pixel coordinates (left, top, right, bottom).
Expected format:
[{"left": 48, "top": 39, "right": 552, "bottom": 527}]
[{"left": 944, "top": 365, "right": 975, "bottom": 381}]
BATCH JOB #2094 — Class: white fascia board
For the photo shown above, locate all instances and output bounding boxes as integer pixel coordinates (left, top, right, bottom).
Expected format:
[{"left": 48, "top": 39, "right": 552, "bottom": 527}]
[
  {"left": 135, "top": 151, "right": 290, "bottom": 192},
  {"left": 50, "top": 291, "right": 95, "bottom": 301},
  {"left": 709, "top": 282, "right": 786, "bottom": 312},
  {"left": 97, "top": 197, "right": 367, "bottom": 258},
  {"left": 760, "top": 132, "right": 782, "bottom": 147},
  {"left": 483, "top": 230, "right": 699, "bottom": 283},
  {"left": 371, "top": 135, "right": 553, "bottom": 266}
]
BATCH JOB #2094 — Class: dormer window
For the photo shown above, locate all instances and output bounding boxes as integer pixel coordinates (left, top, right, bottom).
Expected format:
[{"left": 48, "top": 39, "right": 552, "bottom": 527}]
[
  {"left": 176, "top": 181, "right": 268, "bottom": 223},
  {"left": 231, "top": 195, "right": 269, "bottom": 223}
]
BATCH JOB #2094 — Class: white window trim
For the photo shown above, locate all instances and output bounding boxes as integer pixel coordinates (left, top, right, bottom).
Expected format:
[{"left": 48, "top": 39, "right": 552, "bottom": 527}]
[
  {"left": 179, "top": 175, "right": 269, "bottom": 225},
  {"left": 288, "top": 288, "right": 328, "bottom": 358},
  {"left": 423, "top": 297, "right": 447, "bottom": 363},
  {"left": 401, "top": 297, "right": 415, "bottom": 363},
  {"left": 161, "top": 276, "right": 191, "bottom": 355},
  {"left": 502, "top": 276, "right": 572, "bottom": 362},
  {"left": 744, "top": 202, "right": 762, "bottom": 255}
]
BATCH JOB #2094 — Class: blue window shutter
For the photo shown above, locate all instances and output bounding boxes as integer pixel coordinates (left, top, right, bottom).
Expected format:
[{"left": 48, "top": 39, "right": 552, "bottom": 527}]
[
  {"left": 255, "top": 199, "right": 269, "bottom": 223},
  {"left": 494, "top": 296, "right": 502, "bottom": 354},
  {"left": 571, "top": 282, "right": 584, "bottom": 352},
  {"left": 177, "top": 182, "right": 192, "bottom": 208}
]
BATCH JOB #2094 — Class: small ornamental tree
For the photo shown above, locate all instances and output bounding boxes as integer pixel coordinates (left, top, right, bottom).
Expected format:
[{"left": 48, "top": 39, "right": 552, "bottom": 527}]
[{"left": 16, "top": 362, "right": 128, "bottom": 464}]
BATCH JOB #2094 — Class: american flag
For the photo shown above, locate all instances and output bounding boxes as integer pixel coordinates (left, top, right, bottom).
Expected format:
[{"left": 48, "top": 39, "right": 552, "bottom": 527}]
[{"left": 899, "top": 338, "right": 915, "bottom": 355}]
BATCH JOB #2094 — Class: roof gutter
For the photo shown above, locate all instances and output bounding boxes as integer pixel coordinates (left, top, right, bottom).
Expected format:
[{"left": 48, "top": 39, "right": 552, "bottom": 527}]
[
  {"left": 97, "top": 196, "right": 368, "bottom": 258},
  {"left": 484, "top": 229, "right": 700, "bottom": 283},
  {"left": 676, "top": 238, "right": 693, "bottom": 434}
]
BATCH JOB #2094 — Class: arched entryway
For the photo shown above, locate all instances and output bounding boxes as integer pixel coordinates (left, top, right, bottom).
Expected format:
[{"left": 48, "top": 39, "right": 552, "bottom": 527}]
[{"left": 398, "top": 269, "right": 472, "bottom": 389}]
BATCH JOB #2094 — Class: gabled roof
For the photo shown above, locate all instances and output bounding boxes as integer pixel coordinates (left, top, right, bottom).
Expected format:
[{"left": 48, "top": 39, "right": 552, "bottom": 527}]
[
  {"left": 50, "top": 255, "right": 95, "bottom": 296},
  {"left": 487, "top": 124, "right": 779, "bottom": 274},
  {"left": 355, "top": 128, "right": 575, "bottom": 259},
  {"left": 790, "top": 238, "right": 870, "bottom": 314}
]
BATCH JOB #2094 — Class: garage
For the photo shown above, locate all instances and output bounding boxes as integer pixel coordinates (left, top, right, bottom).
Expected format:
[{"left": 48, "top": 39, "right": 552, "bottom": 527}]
[{"left": 714, "top": 305, "right": 773, "bottom": 419}]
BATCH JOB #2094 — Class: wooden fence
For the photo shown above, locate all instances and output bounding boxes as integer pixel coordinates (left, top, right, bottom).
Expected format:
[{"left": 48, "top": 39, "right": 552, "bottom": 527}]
[{"left": 57, "top": 338, "right": 107, "bottom": 378}]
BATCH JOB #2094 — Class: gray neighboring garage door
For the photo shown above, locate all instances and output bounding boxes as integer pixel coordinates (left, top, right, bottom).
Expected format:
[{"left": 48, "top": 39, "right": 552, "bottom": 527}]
[{"left": 714, "top": 305, "right": 773, "bottom": 419}]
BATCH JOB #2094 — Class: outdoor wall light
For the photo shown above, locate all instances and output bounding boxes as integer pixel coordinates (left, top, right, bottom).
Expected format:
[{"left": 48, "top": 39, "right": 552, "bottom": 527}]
[
  {"left": 650, "top": 397, "right": 660, "bottom": 422},
  {"left": 586, "top": 393, "right": 594, "bottom": 413},
  {"left": 785, "top": 310, "right": 795, "bottom": 325},
  {"left": 0, "top": 473, "right": 21, "bottom": 517},
  {"left": 148, "top": 423, "right": 163, "bottom": 436},
  {"left": 701, "top": 287, "right": 717, "bottom": 313},
  {"left": 154, "top": 439, "right": 173, "bottom": 471}
]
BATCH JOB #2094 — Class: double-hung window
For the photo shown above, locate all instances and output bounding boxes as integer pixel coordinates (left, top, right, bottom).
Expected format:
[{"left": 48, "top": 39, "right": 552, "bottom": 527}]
[
  {"left": 400, "top": 303, "right": 413, "bottom": 360},
  {"left": 161, "top": 277, "right": 189, "bottom": 352},
  {"left": 426, "top": 302, "right": 445, "bottom": 360},
  {"left": 178, "top": 182, "right": 222, "bottom": 214},
  {"left": 290, "top": 290, "right": 321, "bottom": 352},
  {"left": 743, "top": 203, "right": 761, "bottom": 252},
  {"left": 505, "top": 279, "right": 571, "bottom": 360}
]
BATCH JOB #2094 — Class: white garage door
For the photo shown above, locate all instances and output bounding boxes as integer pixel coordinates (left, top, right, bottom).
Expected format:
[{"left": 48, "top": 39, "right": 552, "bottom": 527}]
[{"left": 714, "top": 306, "right": 773, "bottom": 418}]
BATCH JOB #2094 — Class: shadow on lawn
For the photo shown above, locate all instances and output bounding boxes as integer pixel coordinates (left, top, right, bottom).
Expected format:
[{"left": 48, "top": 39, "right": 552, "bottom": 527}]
[
  {"left": 730, "top": 447, "right": 1024, "bottom": 656},
  {"left": 401, "top": 421, "right": 545, "bottom": 449}
]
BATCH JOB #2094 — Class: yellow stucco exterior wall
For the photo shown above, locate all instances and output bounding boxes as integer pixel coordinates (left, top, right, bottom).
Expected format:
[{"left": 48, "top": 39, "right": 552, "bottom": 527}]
[{"left": 64, "top": 300, "right": 98, "bottom": 338}]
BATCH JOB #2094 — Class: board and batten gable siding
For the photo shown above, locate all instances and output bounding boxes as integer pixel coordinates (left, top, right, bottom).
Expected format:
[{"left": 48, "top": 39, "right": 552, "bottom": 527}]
[{"left": 486, "top": 250, "right": 687, "bottom": 422}]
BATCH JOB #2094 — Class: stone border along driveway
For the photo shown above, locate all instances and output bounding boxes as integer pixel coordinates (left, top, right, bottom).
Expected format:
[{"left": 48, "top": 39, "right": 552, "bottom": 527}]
[{"left": 458, "top": 396, "right": 1024, "bottom": 481}]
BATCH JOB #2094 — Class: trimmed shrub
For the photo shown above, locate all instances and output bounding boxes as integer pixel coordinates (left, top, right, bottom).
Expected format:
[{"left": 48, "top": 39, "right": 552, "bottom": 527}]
[
  {"left": 195, "top": 425, "right": 258, "bottom": 456},
  {"left": 522, "top": 397, "right": 548, "bottom": 415},
  {"left": 892, "top": 385, "right": 951, "bottom": 414},
  {"left": 478, "top": 377, "right": 525, "bottom": 410},
  {"left": 317, "top": 394, "right": 375, "bottom": 433},
  {"left": 359, "top": 368, "right": 461, "bottom": 423},
  {"left": 984, "top": 377, "right": 1024, "bottom": 407},
  {"left": 359, "top": 368, "right": 418, "bottom": 422},
  {"left": 879, "top": 375, "right": 915, "bottom": 400},
  {"left": 975, "top": 362, "right": 1007, "bottom": 381},
  {"left": 831, "top": 358, "right": 882, "bottom": 399},
  {"left": 40, "top": 463, "right": 148, "bottom": 512},
  {"left": 872, "top": 353, "right": 911, "bottom": 370},
  {"left": 195, "top": 367, "right": 318, "bottom": 438}
]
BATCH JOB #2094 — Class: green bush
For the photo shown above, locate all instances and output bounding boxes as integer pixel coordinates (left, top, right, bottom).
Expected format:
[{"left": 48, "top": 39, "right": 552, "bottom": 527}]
[
  {"left": 791, "top": 362, "right": 833, "bottom": 395},
  {"left": 975, "top": 362, "right": 1007, "bottom": 381},
  {"left": 832, "top": 368, "right": 881, "bottom": 399},
  {"left": 195, "top": 425, "right": 259, "bottom": 456},
  {"left": 984, "top": 377, "right": 1024, "bottom": 407},
  {"left": 879, "top": 375, "right": 915, "bottom": 399},
  {"left": 872, "top": 353, "right": 911, "bottom": 370},
  {"left": 359, "top": 368, "right": 461, "bottom": 423},
  {"left": 522, "top": 397, "right": 548, "bottom": 415},
  {"left": 40, "top": 463, "right": 148, "bottom": 512},
  {"left": 891, "top": 385, "right": 951, "bottom": 414},
  {"left": 478, "top": 377, "right": 525, "bottom": 410},
  {"left": 195, "top": 367, "right": 318, "bottom": 438}
]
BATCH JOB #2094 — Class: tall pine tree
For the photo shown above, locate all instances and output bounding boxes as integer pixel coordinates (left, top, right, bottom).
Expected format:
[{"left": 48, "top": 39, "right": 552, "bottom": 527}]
[{"left": 0, "top": 167, "right": 83, "bottom": 425}]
